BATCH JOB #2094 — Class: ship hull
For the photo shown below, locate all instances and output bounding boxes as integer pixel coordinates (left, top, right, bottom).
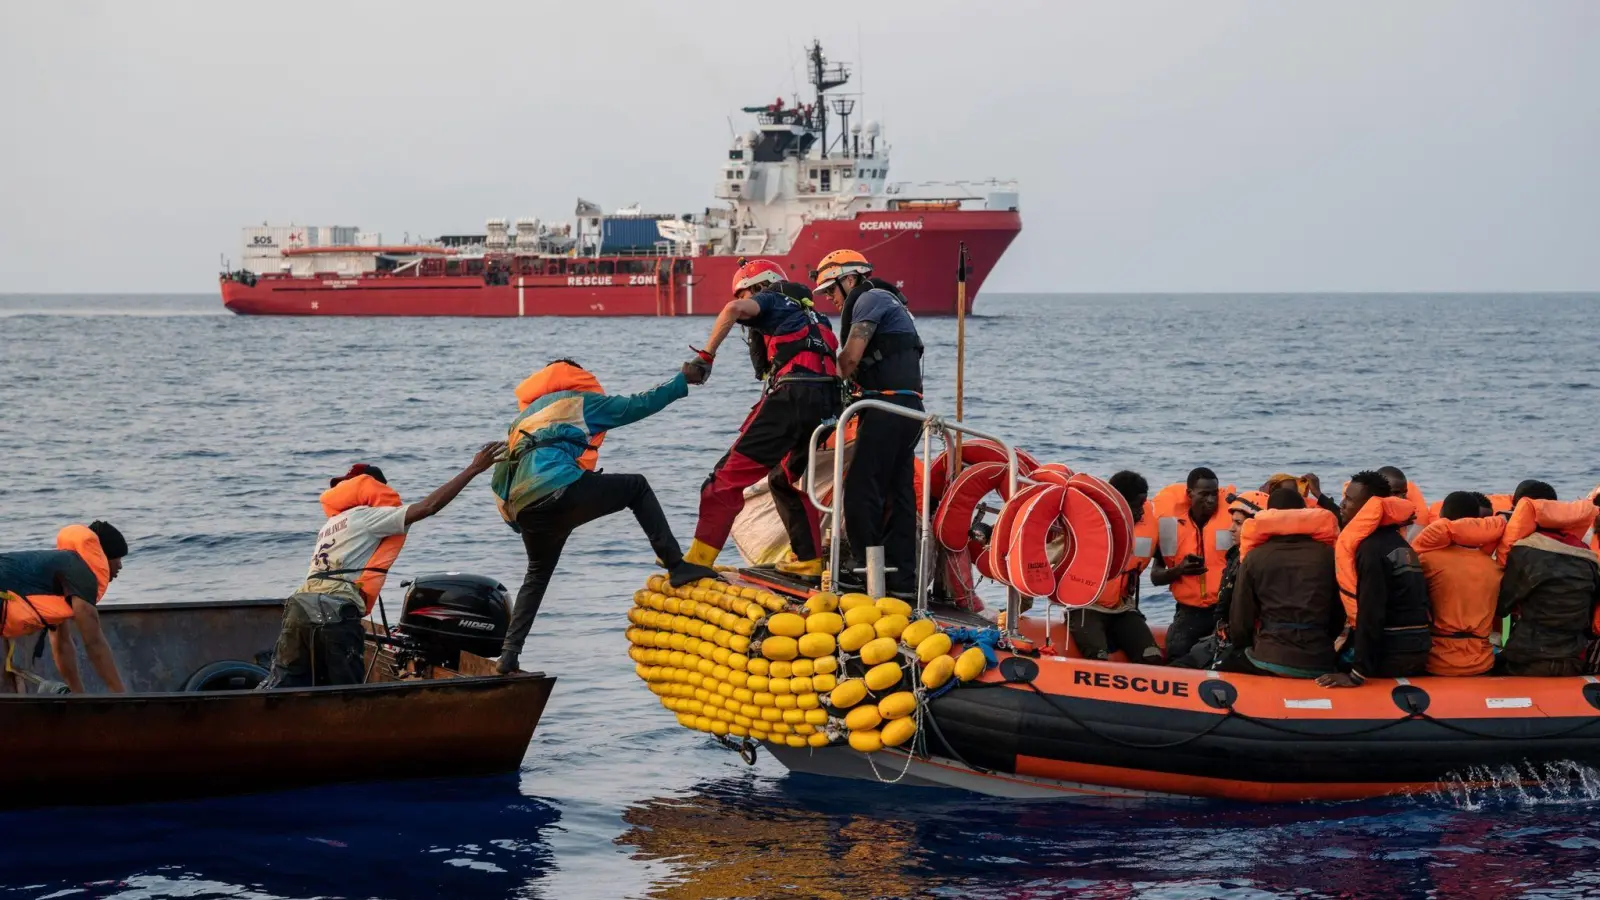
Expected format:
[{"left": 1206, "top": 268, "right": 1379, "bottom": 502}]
[{"left": 222, "top": 211, "right": 1020, "bottom": 316}]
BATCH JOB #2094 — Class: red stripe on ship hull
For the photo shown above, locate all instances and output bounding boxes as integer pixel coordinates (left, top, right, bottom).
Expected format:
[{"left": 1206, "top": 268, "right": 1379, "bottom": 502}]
[{"left": 221, "top": 211, "right": 1020, "bottom": 317}]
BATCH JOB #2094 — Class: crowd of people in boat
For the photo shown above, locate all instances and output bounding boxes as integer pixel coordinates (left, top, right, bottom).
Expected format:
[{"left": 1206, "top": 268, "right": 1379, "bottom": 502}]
[
  {"left": 1070, "top": 467, "right": 1600, "bottom": 686},
  {"left": 0, "top": 249, "right": 925, "bottom": 692},
  {"left": 8, "top": 244, "right": 1598, "bottom": 694}
]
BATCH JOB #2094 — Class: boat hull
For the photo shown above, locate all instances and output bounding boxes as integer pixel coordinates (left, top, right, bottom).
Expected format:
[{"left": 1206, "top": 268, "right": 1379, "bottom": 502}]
[
  {"left": 0, "top": 599, "right": 554, "bottom": 808},
  {"left": 221, "top": 210, "right": 1021, "bottom": 317}
]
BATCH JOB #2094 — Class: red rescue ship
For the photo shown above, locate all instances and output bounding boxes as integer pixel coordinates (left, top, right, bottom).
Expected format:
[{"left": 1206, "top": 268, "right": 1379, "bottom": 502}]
[{"left": 220, "top": 43, "right": 1020, "bottom": 317}]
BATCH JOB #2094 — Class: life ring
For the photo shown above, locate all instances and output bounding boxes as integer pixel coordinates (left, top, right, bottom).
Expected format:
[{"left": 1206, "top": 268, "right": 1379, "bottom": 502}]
[
  {"left": 183, "top": 660, "right": 270, "bottom": 692},
  {"left": 1030, "top": 463, "right": 1074, "bottom": 486},
  {"left": 1005, "top": 485, "right": 1070, "bottom": 596},
  {"left": 917, "top": 440, "right": 1039, "bottom": 510},
  {"left": 933, "top": 461, "right": 1010, "bottom": 552},
  {"left": 990, "top": 472, "right": 1132, "bottom": 606},
  {"left": 984, "top": 482, "right": 1055, "bottom": 588}
]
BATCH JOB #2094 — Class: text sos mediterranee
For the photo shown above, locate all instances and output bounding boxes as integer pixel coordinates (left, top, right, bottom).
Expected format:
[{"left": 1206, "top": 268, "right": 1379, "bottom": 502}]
[
  {"left": 566, "top": 275, "right": 657, "bottom": 286},
  {"left": 1072, "top": 670, "right": 1191, "bottom": 697}
]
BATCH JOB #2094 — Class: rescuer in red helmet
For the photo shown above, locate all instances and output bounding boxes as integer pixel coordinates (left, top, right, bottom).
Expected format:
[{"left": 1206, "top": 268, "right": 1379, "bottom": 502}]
[{"left": 680, "top": 259, "right": 840, "bottom": 579}]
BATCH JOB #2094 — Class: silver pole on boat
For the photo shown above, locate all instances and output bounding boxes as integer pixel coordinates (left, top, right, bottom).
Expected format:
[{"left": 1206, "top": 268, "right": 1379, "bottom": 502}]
[{"left": 865, "top": 546, "right": 887, "bottom": 599}]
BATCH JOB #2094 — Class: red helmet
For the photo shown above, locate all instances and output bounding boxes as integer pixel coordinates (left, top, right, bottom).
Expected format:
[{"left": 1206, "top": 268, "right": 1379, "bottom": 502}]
[{"left": 731, "top": 258, "right": 785, "bottom": 295}]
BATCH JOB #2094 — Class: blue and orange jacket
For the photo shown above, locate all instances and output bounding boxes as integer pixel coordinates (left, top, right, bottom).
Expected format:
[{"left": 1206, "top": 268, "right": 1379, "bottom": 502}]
[{"left": 492, "top": 362, "right": 687, "bottom": 524}]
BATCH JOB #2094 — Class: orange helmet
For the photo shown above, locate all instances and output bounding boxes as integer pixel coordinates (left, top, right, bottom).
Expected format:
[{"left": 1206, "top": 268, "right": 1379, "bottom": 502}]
[
  {"left": 731, "top": 258, "right": 785, "bottom": 295},
  {"left": 811, "top": 249, "right": 872, "bottom": 294}
]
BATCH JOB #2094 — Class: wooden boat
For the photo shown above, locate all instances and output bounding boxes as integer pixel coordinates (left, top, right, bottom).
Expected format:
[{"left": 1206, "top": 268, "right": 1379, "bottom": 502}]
[{"left": 0, "top": 597, "right": 554, "bottom": 808}]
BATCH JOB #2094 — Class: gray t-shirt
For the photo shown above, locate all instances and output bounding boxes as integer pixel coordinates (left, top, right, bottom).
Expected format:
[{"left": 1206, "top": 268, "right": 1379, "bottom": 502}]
[
  {"left": 0, "top": 550, "right": 100, "bottom": 604},
  {"left": 851, "top": 288, "right": 917, "bottom": 336}
]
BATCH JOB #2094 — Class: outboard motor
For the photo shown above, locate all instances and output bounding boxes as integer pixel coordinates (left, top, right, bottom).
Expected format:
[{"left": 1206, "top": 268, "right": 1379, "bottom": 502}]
[{"left": 393, "top": 573, "right": 509, "bottom": 669}]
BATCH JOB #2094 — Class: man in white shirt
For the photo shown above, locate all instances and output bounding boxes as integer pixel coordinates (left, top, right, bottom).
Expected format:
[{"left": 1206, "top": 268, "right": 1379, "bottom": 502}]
[{"left": 264, "top": 442, "right": 503, "bottom": 688}]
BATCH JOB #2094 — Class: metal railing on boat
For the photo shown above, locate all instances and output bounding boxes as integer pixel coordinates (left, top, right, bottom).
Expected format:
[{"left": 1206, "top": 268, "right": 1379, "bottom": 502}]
[{"left": 805, "top": 398, "right": 1028, "bottom": 637}]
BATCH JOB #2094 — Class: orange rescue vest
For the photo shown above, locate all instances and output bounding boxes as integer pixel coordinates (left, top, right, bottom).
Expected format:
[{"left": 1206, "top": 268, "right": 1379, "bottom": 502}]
[
  {"left": 1413, "top": 517, "right": 1505, "bottom": 676},
  {"left": 317, "top": 475, "right": 407, "bottom": 613},
  {"left": 1335, "top": 495, "right": 1417, "bottom": 625},
  {"left": 1154, "top": 482, "right": 1236, "bottom": 609},
  {"left": 514, "top": 363, "right": 607, "bottom": 472},
  {"left": 1240, "top": 508, "right": 1339, "bottom": 558}
]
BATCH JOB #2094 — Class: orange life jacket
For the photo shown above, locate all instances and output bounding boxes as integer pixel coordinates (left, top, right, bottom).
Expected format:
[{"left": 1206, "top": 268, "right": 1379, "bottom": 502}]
[
  {"left": 0, "top": 527, "right": 112, "bottom": 638},
  {"left": 1239, "top": 508, "right": 1339, "bottom": 558},
  {"left": 1414, "top": 517, "right": 1505, "bottom": 676},
  {"left": 1153, "top": 482, "right": 1236, "bottom": 609},
  {"left": 1098, "top": 501, "right": 1158, "bottom": 611},
  {"left": 514, "top": 362, "right": 607, "bottom": 472},
  {"left": 1497, "top": 498, "right": 1597, "bottom": 561},
  {"left": 1334, "top": 495, "right": 1416, "bottom": 625},
  {"left": 55, "top": 525, "right": 110, "bottom": 602},
  {"left": 317, "top": 474, "right": 406, "bottom": 613}
]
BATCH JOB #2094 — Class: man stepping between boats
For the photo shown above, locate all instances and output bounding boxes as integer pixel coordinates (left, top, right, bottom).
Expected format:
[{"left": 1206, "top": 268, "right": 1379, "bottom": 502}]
[
  {"left": 265, "top": 444, "right": 504, "bottom": 688},
  {"left": 1, "top": 521, "right": 130, "bottom": 694},
  {"left": 679, "top": 259, "right": 841, "bottom": 581},
  {"left": 492, "top": 359, "right": 720, "bottom": 675}
]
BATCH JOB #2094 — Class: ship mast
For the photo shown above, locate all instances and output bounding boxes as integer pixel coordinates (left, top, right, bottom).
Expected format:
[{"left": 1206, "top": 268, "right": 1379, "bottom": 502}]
[{"left": 808, "top": 41, "right": 850, "bottom": 158}]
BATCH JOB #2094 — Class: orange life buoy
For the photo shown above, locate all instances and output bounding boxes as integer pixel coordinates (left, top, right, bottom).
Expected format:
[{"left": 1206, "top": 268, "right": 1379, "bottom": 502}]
[
  {"left": 1067, "top": 472, "right": 1134, "bottom": 576},
  {"left": 933, "top": 462, "right": 1010, "bottom": 552},
  {"left": 1005, "top": 485, "right": 1068, "bottom": 596},
  {"left": 1053, "top": 486, "right": 1116, "bottom": 608},
  {"left": 985, "top": 482, "right": 1054, "bottom": 588}
]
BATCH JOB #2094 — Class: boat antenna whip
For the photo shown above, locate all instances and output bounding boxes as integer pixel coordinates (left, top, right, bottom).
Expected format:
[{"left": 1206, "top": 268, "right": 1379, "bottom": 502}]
[{"left": 952, "top": 243, "right": 969, "bottom": 472}]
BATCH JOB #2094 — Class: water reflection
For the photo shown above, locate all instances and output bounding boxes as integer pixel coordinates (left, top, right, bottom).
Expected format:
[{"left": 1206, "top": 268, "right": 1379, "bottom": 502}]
[
  {"left": 0, "top": 776, "right": 561, "bottom": 900},
  {"left": 618, "top": 772, "right": 1600, "bottom": 899}
]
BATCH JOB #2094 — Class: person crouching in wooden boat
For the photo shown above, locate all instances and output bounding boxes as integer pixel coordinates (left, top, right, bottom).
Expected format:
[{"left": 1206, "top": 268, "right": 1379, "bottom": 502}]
[
  {"left": 0, "top": 521, "right": 129, "bottom": 693},
  {"left": 264, "top": 443, "right": 503, "bottom": 688}
]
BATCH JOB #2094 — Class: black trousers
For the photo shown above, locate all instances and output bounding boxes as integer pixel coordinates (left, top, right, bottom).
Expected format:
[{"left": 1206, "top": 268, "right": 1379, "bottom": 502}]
[
  {"left": 843, "top": 403, "right": 923, "bottom": 592},
  {"left": 1164, "top": 604, "right": 1218, "bottom": 663},
  {"left": 1069, "top": 609, "right": 1162, "bottom": 663},
  {"left": 265, "top": 592, "right": 366, "bottom": 688},
  {"left": 504, "top": 472, "right": 683, "bottom": 660}
]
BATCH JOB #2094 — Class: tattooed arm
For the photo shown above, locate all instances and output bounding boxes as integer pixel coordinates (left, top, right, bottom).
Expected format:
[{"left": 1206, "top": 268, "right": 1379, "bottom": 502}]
[{"left": 838, "top": 320, "right": 876, "bottom": 378}]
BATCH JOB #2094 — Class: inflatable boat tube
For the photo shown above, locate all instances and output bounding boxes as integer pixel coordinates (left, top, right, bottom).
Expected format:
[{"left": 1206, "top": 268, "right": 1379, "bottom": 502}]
[{"left": 917, "top": 623, "right": 1600, "bottom": 802}]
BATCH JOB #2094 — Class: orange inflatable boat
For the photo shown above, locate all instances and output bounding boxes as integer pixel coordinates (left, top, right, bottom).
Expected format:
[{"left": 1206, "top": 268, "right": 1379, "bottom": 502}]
[{"left": 630, "top": 399, "right": 1600, "bottom": 804}]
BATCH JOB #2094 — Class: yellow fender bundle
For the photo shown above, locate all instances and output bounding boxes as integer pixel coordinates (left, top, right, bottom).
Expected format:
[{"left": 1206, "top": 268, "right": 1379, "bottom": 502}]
[{"left": 628, "top": 578, "right": 992, "bottom": 757}]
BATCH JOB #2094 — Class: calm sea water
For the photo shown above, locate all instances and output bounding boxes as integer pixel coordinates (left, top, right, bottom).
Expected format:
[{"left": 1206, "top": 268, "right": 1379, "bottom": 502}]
[{"left": 2, "top": 292, "right": 1598, "bottom": 899}]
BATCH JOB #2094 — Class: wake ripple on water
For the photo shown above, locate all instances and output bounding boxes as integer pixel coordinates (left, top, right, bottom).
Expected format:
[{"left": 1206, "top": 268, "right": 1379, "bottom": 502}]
[{"left": 1424, "top": 760, "right": 1600, "bottom": 811}]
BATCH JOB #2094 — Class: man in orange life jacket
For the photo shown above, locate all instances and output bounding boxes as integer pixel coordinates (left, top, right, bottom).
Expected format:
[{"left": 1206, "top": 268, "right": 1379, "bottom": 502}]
[
  {"left": 1319, "top": 470, "right": 1431, "bottom": 687},
  {"left": 1495, "top": 482, "right": 1600, "bottom": 677},
  {"left": 1152, "top": 467, "right": 1230, "bottom": 662},
  {"left": 0, "top": 521, "right": 129, "bottom": 693},
  {"left": 1227, "top": 489, "right": 1344, "bottom": 678},
  {"left": 812, "top": 249, "right": 925, "bottom": 595},
  {"left": 1067, "top": 471, "right": 1162, "bottom": 663},
  {"left": 682, "top": 260, "right": 840, "bottom": 577},
  {"left": 1417, "top": 490, "right": 1504, "bottom": 677},
  {"left": 265, "top": 444, "right": 503, "bottom": 688}
]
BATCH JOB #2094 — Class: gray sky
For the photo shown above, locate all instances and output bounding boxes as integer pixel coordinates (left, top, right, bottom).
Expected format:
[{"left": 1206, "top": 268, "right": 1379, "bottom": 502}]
[{"left": 1, "top": 0, "right": 1595, "bottom": 294}]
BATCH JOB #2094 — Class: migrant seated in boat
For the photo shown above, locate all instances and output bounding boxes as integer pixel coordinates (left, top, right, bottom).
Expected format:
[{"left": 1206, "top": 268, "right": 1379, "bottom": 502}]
[
  {"left": 265, "top": 444, "right": 503, "bottom": 689},
  {"left": 1149, "top": 468, "right": 1232, "bottom": 663},
  {"left": 0, "top": 522, "right": 129, "bottom": 693},
  {"left": 1495, "top": 485, "right": 1600, "bottom": 678},
  {"left": 1224, "top": 489, "right": 1342, "bottom": 678},
  {"left": 1415, "top": 491, "right": 1504, "bottom": 677},
  {"left": 1322, "top": 470, "right": 1430, "bottom": 687}
]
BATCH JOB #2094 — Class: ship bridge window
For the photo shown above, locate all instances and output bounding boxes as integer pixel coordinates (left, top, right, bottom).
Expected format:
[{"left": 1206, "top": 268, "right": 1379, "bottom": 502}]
[{"left": 820, "top": 170, "right": 831, "bottom": 192}]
